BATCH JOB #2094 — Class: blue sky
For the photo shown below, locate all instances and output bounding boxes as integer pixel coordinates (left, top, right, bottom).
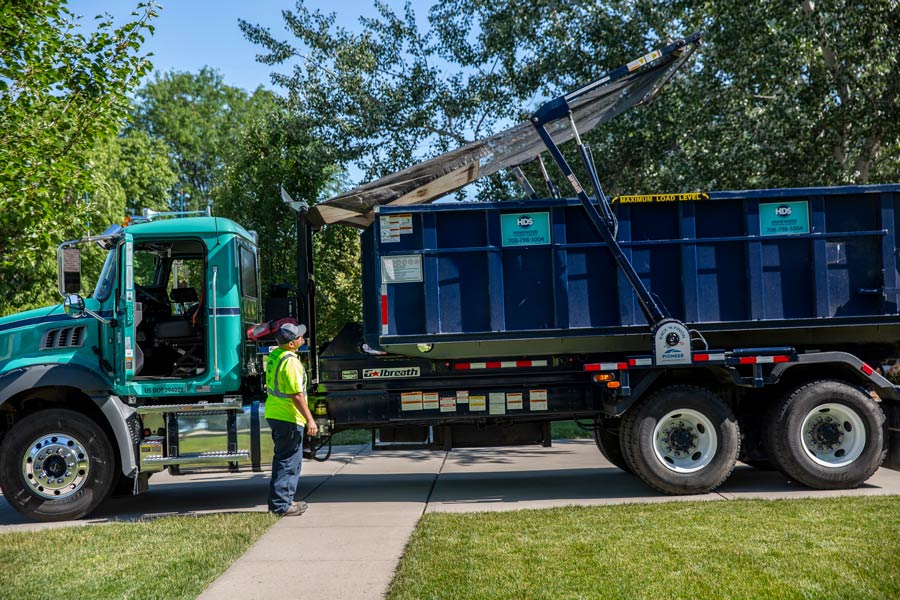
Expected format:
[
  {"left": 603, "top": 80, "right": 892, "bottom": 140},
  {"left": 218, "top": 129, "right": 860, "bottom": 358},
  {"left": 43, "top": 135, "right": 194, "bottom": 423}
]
[{"left": 68, "top": 0, "right": 428, "bottom": 91}]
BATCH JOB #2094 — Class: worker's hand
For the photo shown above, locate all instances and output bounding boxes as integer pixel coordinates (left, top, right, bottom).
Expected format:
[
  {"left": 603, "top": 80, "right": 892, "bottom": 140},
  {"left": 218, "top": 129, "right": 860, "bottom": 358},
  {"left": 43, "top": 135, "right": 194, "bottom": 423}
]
[{"left": 307, "top": 421, "right": 318, "bottom": 437}]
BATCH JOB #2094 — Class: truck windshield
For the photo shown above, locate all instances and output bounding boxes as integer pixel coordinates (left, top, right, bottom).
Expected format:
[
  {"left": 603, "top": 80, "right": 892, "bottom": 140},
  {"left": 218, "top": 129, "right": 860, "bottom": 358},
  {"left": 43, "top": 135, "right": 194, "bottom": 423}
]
[{"left": 92, "top": 248, "right": 117, "bottom": 301}]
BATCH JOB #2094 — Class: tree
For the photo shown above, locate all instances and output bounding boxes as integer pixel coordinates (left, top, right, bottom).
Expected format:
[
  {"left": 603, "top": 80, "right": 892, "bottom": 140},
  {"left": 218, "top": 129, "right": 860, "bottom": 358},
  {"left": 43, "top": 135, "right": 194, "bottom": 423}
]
[
  {"left": 86, "top": 129, "right": 178, "bottom": 223},
  {"left": 242, "top": 0, "right": 900, "bottom": 199},
  {"left": 215, "top": 103, "right": 357, "bottom": 340},
  {"left": 131, "top": 68, "right": 276, "bottom": 211},
  {"left": 0, "top": 0, "right": 157, "bottom": 314}
]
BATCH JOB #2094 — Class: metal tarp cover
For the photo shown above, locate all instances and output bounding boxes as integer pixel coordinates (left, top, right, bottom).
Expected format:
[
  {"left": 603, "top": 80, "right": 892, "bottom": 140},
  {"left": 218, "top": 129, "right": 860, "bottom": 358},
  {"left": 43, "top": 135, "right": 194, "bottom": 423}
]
[{"left": 308, "top": 36, "right": 699, "bottom": 228}]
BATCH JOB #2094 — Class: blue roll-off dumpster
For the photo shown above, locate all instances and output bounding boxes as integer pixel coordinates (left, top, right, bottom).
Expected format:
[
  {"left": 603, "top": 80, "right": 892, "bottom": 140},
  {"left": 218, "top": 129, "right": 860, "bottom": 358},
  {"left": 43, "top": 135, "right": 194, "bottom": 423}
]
[{"left": 362, "top": 184, "right": 900, "bottom": 359}]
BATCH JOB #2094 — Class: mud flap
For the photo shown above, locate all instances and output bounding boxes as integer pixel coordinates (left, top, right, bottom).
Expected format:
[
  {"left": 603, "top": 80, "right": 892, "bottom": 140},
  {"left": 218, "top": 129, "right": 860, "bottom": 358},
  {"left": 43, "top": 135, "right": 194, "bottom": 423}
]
[{"left": 883, "top": 401, "right": 900, "bottom": 471}]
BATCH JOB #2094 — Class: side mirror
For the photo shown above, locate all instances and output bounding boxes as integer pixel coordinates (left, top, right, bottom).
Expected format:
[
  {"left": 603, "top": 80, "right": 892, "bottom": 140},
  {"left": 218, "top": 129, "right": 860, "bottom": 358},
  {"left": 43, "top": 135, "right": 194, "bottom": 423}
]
[
  {"left": 57, "top": 247, "right": 82, "bottom": 296},
  {"left": 63, "top": 294, "right": 86, "bottom": 319}
]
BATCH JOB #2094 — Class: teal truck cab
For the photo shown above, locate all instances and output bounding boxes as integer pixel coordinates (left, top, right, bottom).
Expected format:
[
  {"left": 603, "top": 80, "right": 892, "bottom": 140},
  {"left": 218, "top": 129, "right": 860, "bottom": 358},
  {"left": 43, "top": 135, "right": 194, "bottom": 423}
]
[{"left": 0, "top": 212, "right": 271, "bottom": 521}]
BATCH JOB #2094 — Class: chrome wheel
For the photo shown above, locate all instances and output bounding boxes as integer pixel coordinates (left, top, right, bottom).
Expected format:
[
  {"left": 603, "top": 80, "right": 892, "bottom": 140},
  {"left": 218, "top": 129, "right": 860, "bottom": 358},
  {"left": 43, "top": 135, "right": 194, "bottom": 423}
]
[
  {"left": 800, "top": 403, "right": 866, "bottom": 468},
  {"left": 21, "top": 434, "right": 90, "bottom": 500},
  {"left": 652, "top": 409, "right": 718, "bottom": 474}
]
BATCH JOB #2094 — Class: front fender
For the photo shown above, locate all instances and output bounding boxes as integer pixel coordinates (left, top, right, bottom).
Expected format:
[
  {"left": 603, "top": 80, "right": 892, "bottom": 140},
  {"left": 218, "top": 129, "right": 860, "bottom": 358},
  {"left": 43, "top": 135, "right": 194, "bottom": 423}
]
[{"left": 0, "top": 364, "right": 138, "bottom": 478}]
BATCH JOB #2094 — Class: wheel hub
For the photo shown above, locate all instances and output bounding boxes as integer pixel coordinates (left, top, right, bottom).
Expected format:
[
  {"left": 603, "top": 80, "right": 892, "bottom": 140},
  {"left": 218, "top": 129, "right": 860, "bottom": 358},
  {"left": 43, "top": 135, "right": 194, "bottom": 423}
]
[
  {"left": 652, "top": 410, "right": 718, "bottom": 474},
  {"left": 800, "top": 403, "right": 866, "bottom": 468},
  {"left": 22, "top": 434, "right": 90, "bottom": 500},
  {"left": 662, "top": 422, "right": 698, "bottom": 456},
  {"left": 806, "top": 416, "right": 844, "bottom": 451}
]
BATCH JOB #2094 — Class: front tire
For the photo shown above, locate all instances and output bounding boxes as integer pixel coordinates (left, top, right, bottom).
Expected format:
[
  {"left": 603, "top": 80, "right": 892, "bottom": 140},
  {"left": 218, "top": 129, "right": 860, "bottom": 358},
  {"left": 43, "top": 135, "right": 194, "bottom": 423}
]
[
  {"left": 0, "top": 409, "right": 116, "bottom": 521},
  {"left": 764, "top": 380, "right": 886, "bottom": 489},
  {"left": 621, "top": 385, "right": 740, "bottom": 494}
]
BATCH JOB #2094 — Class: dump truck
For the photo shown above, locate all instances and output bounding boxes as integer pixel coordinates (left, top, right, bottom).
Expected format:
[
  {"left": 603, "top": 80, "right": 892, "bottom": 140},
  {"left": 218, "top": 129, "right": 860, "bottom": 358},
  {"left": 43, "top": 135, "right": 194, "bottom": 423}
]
[{"left": 2, "top": 33, "right": 900, "bottom": 522}]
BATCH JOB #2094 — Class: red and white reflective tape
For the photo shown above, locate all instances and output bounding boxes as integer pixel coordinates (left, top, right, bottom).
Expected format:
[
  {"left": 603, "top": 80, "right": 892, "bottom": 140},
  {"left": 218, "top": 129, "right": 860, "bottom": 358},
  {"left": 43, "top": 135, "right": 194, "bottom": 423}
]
[
  {"left": 381, "top": 284, "right": 389, "bottom": 335},
  {"left": 693, "top": 353, "right": 726, "bottom": 362},
  {"left": 584, "top": 362, "right": 628, "bottom": 372},
  {"left": 628, "top": 358, "right": 653, "bottom": 367},
  {"left": 736, "top": 355, "right": 792, "bottom": 364},
  {"left": 454, "top": 359, "right": 549, "bottom": 371}
]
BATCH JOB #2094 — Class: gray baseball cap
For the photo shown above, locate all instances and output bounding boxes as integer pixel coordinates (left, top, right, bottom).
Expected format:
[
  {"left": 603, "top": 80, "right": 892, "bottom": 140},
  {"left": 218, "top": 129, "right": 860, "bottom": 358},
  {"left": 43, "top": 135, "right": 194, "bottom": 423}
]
[{"left": 274, "top": 322, "right": 307, "bottom": 345}]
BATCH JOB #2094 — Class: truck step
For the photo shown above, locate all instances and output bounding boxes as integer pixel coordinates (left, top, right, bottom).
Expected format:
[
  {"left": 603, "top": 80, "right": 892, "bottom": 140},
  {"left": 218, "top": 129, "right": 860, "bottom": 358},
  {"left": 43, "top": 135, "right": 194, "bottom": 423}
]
[
  {"left": 141, "top": 450, "right": 250, "bottom": 466},
  {"left": 137, "top": 400, "right": 244, "bottom": 415}
]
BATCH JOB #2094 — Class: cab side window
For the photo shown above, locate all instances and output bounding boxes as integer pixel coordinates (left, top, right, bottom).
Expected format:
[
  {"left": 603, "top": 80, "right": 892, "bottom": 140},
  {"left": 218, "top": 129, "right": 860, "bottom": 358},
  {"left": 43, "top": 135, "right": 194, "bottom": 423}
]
[{"left": 239, "top": 244, "right": 259, "bottom": 322}]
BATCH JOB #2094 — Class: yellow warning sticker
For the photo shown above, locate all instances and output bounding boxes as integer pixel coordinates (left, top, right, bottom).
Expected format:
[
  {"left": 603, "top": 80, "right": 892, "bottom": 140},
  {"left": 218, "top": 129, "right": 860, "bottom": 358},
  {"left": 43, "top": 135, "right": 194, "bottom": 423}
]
[
  {"left": 611, "top": 192, "right": 710, "bottom": 204},
  {"left": 469, "top": 395, "right": 486, "bottom": 411},
  {"left": 627, "top": 57, "right": 646, "bottom": 72}
]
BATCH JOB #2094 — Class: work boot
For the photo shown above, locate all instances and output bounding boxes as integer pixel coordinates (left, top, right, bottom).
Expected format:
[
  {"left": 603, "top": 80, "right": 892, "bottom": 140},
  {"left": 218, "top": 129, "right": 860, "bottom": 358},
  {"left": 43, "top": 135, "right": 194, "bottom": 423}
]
[
  {"left": 280, "top": 503, "right": 306, "bottom": 517},
  {"left": 292, "top": 500, "right": 309, "bottom": 512}
]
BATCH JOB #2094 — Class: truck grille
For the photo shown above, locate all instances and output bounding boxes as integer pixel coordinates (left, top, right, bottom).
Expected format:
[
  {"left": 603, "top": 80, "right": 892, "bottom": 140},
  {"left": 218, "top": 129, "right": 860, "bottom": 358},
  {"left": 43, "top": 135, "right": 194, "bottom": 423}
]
[{"left": 42, "top": 326, "right": 86, "bottom": 350}]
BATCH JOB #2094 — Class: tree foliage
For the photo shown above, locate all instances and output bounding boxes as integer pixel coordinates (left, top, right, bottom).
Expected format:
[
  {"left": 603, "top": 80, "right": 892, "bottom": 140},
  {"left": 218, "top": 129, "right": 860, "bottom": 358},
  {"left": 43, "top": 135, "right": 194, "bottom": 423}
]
[
  {"left": 87, "top": 129, "right": 178, "bottom": 222},
  {"left": 214, "top": 103, "right": 357, "bottom": 340},
  {"left": 243, "top": 0, "right": 900, "bottom": 198},
  {"left": 0, "top": 0, "right": 157, "bottom": 313},
  {"left": 131, "top": 68, "right": 277, "bottom": 210}
]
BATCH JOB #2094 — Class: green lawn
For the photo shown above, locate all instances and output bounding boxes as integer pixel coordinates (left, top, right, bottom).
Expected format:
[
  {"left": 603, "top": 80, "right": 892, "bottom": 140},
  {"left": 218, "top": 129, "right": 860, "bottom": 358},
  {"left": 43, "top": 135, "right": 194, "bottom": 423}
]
[
  {"left": 388, "top": 496, "right": 900, "bottom": 600},
  {"left": 0, "top": 513, "right": 276, "bottom": 600},
  {"left": 550, "top": 420, "right": 593, "bottom": 440}
]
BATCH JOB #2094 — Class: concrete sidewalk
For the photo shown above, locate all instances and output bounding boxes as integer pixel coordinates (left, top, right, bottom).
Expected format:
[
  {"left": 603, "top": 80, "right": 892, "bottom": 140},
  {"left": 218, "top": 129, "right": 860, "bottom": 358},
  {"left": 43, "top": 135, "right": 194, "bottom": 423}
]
[
  {"left": 3, "top": 440, "right": 900, "bottom": 598},
  {"left": 199, "top": 441, "right": 900, "bottom": 600}
]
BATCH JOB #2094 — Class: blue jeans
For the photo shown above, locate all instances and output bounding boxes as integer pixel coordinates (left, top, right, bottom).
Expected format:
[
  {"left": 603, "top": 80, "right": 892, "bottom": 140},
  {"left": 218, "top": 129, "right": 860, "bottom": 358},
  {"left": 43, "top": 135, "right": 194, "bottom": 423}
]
[{"left": 268, "top": 418, "right": 305, "bottom": 514}]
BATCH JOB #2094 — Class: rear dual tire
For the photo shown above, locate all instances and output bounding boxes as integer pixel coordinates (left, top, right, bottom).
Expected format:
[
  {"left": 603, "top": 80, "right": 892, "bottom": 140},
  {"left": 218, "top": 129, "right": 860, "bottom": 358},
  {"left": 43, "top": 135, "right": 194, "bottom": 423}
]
[
  {"left": 764, "top": 380, "right": 886, "bottom": 489},
  {"left": 621, "top": 385, "right": 740, "bottom": 495}
]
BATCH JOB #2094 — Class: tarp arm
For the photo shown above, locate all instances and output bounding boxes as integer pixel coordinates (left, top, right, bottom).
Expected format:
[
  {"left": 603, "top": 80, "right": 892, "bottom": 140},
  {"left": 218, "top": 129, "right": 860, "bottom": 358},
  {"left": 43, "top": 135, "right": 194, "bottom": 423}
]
[
  {"left": 537, "top": 155, "right": 559, "bottom": 199},
  {"left": 531, "top": 111, "right": 667, "bottom": 327}
]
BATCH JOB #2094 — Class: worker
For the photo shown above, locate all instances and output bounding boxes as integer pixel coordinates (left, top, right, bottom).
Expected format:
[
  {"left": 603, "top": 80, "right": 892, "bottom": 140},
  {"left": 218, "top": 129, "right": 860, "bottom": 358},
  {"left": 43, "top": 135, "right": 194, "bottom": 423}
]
[{"left": 265, "top": 322, "right": 318, "bottom": 516}]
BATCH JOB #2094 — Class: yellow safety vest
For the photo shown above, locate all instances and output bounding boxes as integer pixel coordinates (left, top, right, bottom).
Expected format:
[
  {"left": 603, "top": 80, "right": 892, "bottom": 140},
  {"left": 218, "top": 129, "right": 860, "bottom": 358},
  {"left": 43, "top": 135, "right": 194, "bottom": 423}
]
[{"left": 264, "top": 348, "right": 307, "bottom": 426}]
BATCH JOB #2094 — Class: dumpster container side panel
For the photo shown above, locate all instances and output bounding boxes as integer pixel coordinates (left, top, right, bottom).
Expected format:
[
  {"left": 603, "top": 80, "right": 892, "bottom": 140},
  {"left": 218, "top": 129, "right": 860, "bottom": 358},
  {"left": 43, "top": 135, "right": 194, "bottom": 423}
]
[
  {"left": 825, "top": 193, "right": 884, "bottom": 318},
  {"left": 885, "top": 192, "right": 899, "bottom": 314},
  {"left": 435, "top": 210, "right": 488, "bottom": 248},
  {"left": 762, "top": 239, "right": 813, "bottom": 320},
  {"left": 566, "top": 248, "right": 619, "bottom": 327},
  {"left": 502, "top": 246, "right": 555, "bottom": 330},
  {"left": 631, "top": 245, "right": 684, "bottom": 322},
  {"left": 390, "top": 283, "right": 426, "bottom": 335},
  {"left": 696, "top": 243, "right": 749, "bottom": 322},
  {"left": 629, "top": 202, "right": 684, "bottom": 321},
  {"left": 437, "top": 253, "right": 490, "bottom": 332},
  {"left": 434, "top": 210, "right": 491, "bottom": 333}
]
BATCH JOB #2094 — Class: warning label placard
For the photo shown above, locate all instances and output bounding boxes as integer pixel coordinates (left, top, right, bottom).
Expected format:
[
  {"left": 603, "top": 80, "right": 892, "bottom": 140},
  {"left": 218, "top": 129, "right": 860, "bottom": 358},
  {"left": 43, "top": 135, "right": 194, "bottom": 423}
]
[
  {"left": 401, "top": 392, "right": 423, "bottom": 411},
  {"left": 423, "top": 392, "right": 439, "bottom": 410},
  {"left": 380, "top": 214, "right": 413, "bottom": 243},
  {"left": 469, "top": 395, "right": 486, "bottom": 412},
  {"left": 611, "top": 192, "right": 710, "bottom": 204},
  {"left": 530, "top": 390, "right": 548, "bottom": 411},
  {"left": 381, "top": 255, "right": 423, "bottom": 283}
]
